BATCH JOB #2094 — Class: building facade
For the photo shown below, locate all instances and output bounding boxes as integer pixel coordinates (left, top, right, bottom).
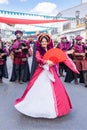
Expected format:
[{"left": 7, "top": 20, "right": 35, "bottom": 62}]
[{"left": 55, "top": 1, "right": 87, "bottom": 41}]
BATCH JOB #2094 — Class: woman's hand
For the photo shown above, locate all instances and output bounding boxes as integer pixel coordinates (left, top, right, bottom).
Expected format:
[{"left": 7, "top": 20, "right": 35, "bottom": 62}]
[
  {"left": 1, "top": 53, "right": 6, "bottom": 56},
  {"left": 46, "top": 60, "right": 54, "bottom": 66}
]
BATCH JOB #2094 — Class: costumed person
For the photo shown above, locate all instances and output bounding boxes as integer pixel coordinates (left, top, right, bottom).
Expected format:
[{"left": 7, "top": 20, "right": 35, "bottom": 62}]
[
  {"left": 73, "top": 35, "right": 87, "bottom": 86},
  {"left": 0, "top": 39, "right": 9, "bottom": 83},
  {"left": 29, "top": 36, "right": 38, "bottom": 79},
  {"left": 26, "top": 37, "right": 34, "bottom": 73},
  {"left": 83, "top": 39, "right": 87, "bottom": 87},
  {"left": 14, "top": 33, "right": 73, "bottom": 119},
  {"left": 64, "top": 37, "right": 75, "bottom": 83},
  {"left": 27, "top": 37, "right": 33, "bottom": 57},
  {"left": 30, "top": 32, "right": 54, "bottom": 79},
  {"left": 57, "top": 36, "right": 72, "bottom": 77},
  {"left": 82, "top": 41, "right": 87, "bottom": 87},
  {"left": 10, "top": 30, "right": 30, "bottom": 84}
]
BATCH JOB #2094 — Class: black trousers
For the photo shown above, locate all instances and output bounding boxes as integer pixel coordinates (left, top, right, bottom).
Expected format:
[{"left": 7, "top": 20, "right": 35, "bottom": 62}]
[
  {"left": 83, "top": 70, "right": 87, "bottom": 85},
  {"left": 15, "top": 64, "right": 25, "bottom": 81},
  {"left": 0, "top": 65, "right": 4, "bottom": 80}
]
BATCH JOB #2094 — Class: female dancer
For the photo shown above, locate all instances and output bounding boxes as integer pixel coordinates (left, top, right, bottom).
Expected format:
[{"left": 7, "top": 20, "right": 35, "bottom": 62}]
[{"left": 14, "top": 33, "right": 72, "bottom": 119}]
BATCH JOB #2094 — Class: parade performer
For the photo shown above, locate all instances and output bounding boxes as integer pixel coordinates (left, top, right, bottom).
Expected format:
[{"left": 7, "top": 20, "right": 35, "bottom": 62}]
[
  {"left": 30, "top": 33, "right": 54, "bottom": 79},
  {"left": 27, "top": 37, "right": 34, "bottom": 57},
  {"left": 57, "top": 36, "right": 72, "bottom": 77},
  {"left": 14, "top": 33, "right": 76, "bottom": 119},
  {"left": 10, "top": 30, "right": 30, "bottom": 84},
  {"left": 57, "top": 36, "right": 75, "bottom": 83},
  {"left": 0, "top": 39, "right": 9, "bottom": 83},
  {"left": 29, "top": 39, "right": 38, "bottom": 79},
  {"left": 73, "top": 35, "right": 87, "bottom": 86}
]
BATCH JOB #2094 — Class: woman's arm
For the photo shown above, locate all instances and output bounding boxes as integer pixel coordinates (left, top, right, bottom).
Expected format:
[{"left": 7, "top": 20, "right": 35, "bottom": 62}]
[
  {"left": 36, "top": 50, "right": 46, "bottom": 65},
  {"left": 36, "top": 50, "right": 54, "bottom": 66}
]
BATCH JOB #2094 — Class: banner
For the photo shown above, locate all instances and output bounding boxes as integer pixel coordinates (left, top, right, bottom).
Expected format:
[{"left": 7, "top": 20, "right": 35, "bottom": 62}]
[
  {"left": 0, "top": 16, "right": 68, "bottom": 24},
  {"left": 0, "top": 10, "right": 75, "bottom": 20}
]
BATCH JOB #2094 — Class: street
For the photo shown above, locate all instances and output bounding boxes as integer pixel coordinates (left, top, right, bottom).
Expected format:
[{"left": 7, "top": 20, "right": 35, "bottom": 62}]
[{"left": 0, "top": 57, "right": 87, "bottom": 130}]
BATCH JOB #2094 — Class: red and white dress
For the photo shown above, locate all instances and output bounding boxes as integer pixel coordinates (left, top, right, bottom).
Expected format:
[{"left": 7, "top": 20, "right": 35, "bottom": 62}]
[{"left": 14, "top": 51, "right": 72, "bottom": 119}]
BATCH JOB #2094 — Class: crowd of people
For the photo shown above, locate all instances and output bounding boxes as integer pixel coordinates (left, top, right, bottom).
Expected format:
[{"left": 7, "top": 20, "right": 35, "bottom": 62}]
[
  {"left": 0, "top": 30, "right": 87, "bottom": 119},
  {"left": 56, "top": 35, "right": 87, "bottom": 87},
  {"left": 0, "top": 30, "right": 33, "bottom": 83}
]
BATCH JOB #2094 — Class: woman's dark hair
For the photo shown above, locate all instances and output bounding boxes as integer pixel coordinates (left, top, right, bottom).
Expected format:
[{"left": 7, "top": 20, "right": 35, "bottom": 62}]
[{"left": 39, "top": 36, "right": 49, "bottom": 43}]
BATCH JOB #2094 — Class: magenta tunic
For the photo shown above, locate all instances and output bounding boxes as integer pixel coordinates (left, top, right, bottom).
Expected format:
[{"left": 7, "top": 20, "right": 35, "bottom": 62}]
[
  {"left": 10, "top": 39, "right": 28, "bottom": 65},
  {"left": 73, "top": 43, "right": 87, "bottom": 71},
  {"left": 58, "top": 41, "right": 72, "bottom": 51}
]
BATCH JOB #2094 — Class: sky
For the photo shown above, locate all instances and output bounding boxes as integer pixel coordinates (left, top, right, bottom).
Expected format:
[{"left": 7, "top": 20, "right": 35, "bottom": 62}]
[{"left": 0, "top": 0, "right": 82, "bottom": 16}]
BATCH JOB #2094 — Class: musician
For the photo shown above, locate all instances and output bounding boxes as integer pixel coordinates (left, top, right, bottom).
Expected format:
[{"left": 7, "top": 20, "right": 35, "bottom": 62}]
[
  {"left": 10, "top": 30, "right": 30, "bottom": 84},
  {"left": 73, "top": 35, "right": 87, "bottom": 86},
  {"left": 57, "top": 36, "right": 72, "bottom": 77},
  {"left": 0, "top": 39, "right": 9, "bottom": 83}
]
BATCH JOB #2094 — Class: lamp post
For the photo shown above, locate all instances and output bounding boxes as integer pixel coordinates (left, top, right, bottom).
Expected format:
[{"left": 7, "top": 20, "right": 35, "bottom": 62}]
[
  {"left": 84, "top": 15, "right": 87, "bottom": 40},
  {"left": 75, "top": 10, "right": 80, "bottom": 26}
]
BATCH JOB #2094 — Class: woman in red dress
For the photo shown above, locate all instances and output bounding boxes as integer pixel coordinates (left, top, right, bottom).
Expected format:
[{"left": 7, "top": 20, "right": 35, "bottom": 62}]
[{"left": 14, "top": 33, "right": 72, "bottom": 119}]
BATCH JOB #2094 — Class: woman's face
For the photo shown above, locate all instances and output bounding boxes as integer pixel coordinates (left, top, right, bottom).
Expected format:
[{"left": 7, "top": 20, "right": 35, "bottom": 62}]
[{"left": 40, "top": 38, "right": 48, "bottom": 48}]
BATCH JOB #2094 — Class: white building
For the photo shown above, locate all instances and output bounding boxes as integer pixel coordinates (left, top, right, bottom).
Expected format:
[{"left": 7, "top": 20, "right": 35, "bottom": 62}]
[{"left": 55, "top": 0, "right": 87, "bottom": 41}]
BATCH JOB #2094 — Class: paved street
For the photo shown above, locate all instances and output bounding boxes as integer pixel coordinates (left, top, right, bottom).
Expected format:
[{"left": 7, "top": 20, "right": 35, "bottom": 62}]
[{"left": 0, "top": 57, "right": 87, "bottom": 130}]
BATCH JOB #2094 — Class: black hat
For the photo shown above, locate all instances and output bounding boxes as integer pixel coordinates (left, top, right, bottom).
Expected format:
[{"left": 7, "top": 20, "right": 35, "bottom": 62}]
[{"left": 15, "top": 30, "right": 23, "bottom": 35}]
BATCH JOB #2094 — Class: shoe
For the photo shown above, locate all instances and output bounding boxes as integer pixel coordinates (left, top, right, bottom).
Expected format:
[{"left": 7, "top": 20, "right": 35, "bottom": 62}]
[
  {"left": 85, "top": 85, "right": 87, "bottom": 87},
  {"left": 0, "top": 79, "right": 3, "bottom": 83},
  {"left": 19, "top": 80, "right": 23, "bottom": 84},
  {"left": 16, "top": 80, "right": 19, "bottom": 83},
  {"left": 74, "top": 79, "right": 78, "bottom": 85}
]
